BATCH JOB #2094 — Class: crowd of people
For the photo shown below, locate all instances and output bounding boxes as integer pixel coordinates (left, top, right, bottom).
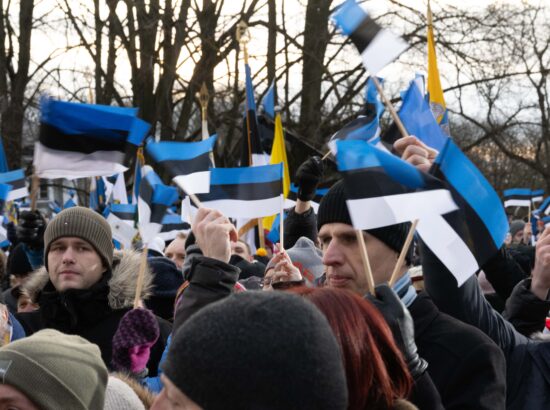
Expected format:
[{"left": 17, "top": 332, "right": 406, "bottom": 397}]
[{"left": 0, "top": 135, "right": 548, "bottom": 409}]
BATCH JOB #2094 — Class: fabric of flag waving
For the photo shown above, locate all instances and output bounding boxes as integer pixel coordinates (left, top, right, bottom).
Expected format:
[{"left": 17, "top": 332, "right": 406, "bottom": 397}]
[
  {"left": 531, "top": 189, "right": 544, "bottom": 203},
  {"left": 503, "top": 188, "right": 534, "bottom": 208},
  {"left": 103, "top": 206, "right": 138, "bottom": 249},
  {"left": 335, "top": 140, "right": 457, "bottom": 231},
  {"left": 34, "top": 98, "right": 150, "bottom": 179},
  {"left": 286, "top": 184, "right": 328, "bottom": 212},
  {"left": 0, "top": 169, "right": 28, "bottom": 201},
  {"left": 108, "top": 203, "right": 137, "bottom": 226},
  {"left": 0, "top": 183, "right": 11, "bottom": 214},
  {"left": 158, "top": 212, "right": 191, "bottom": 242},
  {"left": 240, "top": 64, "right": 269, "bottom": 167},
  {"left": 138, "top": 166, "right": 179, "bottom": 245},
  {"left": 424, "top": 138, "right": 509, "bottom": 285},
  {"left": 331, "top": 0, "right": 408, "bottom": 75},
  {"left": 399, "top": 80, "right": 448, "bottom": 151},
  {"left": 538, "top": 197, "right": 550, "bottom": 216},
  {"left": 145, "top": 135, "right": 216, "bottom": 194},
  {"left": 197, "top": 164, "right": 283, "bottom": 219}
]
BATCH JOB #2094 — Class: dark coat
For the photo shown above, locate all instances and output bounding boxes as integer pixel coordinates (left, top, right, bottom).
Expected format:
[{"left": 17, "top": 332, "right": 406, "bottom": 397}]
[
  {"left": 503, "top": 278, "right": 550, "bottom": 337},
  {"left": 15, "top": 249, "right": 172, "bottom": 376},
  {"left": 422, "top": 243, "right": 550, "bottom": 409},
  {"left": 411, "top": 292, "right": 507, "bottom": 410},
  {"left": 284, "top": 206, "right": 318, "bottom": 249}
]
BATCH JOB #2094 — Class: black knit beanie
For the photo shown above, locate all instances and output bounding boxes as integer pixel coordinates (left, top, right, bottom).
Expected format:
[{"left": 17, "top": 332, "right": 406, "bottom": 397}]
[
  {"left": 163, "top": 291, "right": 348, "bottom": 410},
  {"left": 317, "top": 180, "right": 412, "bottom": 262}
]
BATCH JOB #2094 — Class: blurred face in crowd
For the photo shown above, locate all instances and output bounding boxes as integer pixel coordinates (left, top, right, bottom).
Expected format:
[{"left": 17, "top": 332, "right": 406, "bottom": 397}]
[
  {"left": 318, "top": 223, "right": 398, "bottom": 295},
  {"left": 151, "top": 375, "right": 202, "bottom": 410},
  {"left": 231, "top": 240, "right": 251, "bottom": 261},
  {"left": 47, "top": 237, "right": 106, "bottom": 292},
  {"left": 165, "top": 236, "right": 187, "bottom": 270},
  {"left": 512, "top": 229, "right": 524, "bottom": 244},
  {"left": 17, "top": 293, "right": 38, "bottom": 313},
  {"left": 0, "top": 385, "right": 40, "bottom": 410}
]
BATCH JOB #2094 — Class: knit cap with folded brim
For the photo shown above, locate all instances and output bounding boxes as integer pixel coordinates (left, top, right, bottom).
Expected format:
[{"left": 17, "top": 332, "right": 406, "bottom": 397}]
[
  {"left": 104, "top": 376, "right": 146, "bottom": 410},
  {"left": 44, "top": 206, "right": 113, "bottom": 269},
  {"left": 317, "top": 179, "right": 413, "bottom": 263},
  {"left": 163, "top": 291, "right": 348, "bottom": 409},
  {"left": 0, "top": 328, "right": 108, "bottom": 410}
]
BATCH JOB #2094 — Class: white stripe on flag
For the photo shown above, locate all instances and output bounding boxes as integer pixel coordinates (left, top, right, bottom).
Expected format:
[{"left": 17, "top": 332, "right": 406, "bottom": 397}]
[
  {"left": 504, "top": 199, "right": 532, "bottom": 208},
  {"left": 417, "top": 215, "right": 479, "bottom": 286},
  {"left": 200, "top": 197, "right": 283, "bottom": 219},
  {"left": 111, "top": 173, "right": 128, "bottom": 204},
  {"left": 252, "top": 153, "right": 270, "bottom": 166},
  {"left": 33, "top": 142, "right": 127, "bottom": 179},
  {"left": 7, "top": 186, "right": 28, "bottom": 201},
  {"left": 284, "top": 198, "right": 320, "bottom": 213},
  {"left": 106, "top": 213, "right": 137, "bottom": 249},
  {"left": 532, "top": 196, "right": 543, "bottom": 203},
  {"left": 173, "top": 171, "right": 210, "bottom": 195},
  {"left": 360, "top": 29, "right": 409, "bottom": 75},
  {"left": 346, "top": 189, "right": 457, "bottom": 230}
]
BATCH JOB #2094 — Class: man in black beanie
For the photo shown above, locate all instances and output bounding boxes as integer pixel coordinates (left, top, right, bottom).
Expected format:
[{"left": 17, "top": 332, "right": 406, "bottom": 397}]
[
  {"left": 312, "top": 168, "right": 506, "bottom": 409},
  {"left": 152, "top": 291, "right": 348, "bottom": 410}
]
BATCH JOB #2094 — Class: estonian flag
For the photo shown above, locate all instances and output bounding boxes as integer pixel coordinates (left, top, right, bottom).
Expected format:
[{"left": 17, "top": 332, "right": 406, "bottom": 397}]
[
  {"left": 158, "top": 211, "right": 191, "bottom": 241},
  {"left": 335, "top": 140, "right": 457, "bottom": 230},
  {"left": 145, "top": 135, "right": 216, "bottom": 194},
  {"left": 286, "top": 183, "right": 328, "bottom": 213},
  {"left": 537, "top": 197, "right": 550, "bottom": 216},
  {"left": 503, "top": 188, "right": 533, "bottom": 208},
  {"left": 331, "top": 0, "right": 409, "bottom": 74},
  {"left": 261, "top": 80, "right": 276, "bottom": 120},
  {"left": 138, "top": 166, "right": 179, "bottom": 245},
  {"left": 34, "top": 98, "right": 150, "bottom": 179},
  {"left": 103, "top": 206, "right": 137, "bottom": 249},
  {"left": 108, "top": 203, "right": 137, "bottom": 226},
  {"left": 426, "top": 138, "right": 509, "bottom": 285},
  {"left": 532, "top": 189, "right": 544, "bottom": 204},
  {"left": 0, "top": 183, "right": 11, "bottom": 214},
  {"left": 0, "top": 169, "right": 28, "bottom": 201},
  {"left": 197, "top": 164, "right": 283, "bottom": 219}
]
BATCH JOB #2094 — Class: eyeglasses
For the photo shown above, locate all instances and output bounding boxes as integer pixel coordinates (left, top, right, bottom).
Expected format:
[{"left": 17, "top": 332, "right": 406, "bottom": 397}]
[{"left": 261, "top": 277, "right": 306, "bottom": 290}]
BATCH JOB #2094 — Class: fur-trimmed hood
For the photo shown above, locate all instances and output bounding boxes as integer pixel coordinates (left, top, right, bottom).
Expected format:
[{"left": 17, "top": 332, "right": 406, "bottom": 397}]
[{"left": 22, "top": 249, "right": 153, "bottom": 310}]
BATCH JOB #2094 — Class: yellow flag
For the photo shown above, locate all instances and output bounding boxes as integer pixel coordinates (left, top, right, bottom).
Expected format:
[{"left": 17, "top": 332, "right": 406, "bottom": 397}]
[
  {"left": 264, "top": 113, "right": 290, "bottom": 230},
  {"left": 427, "top": 1, "right": 449, "bottom": 133}
]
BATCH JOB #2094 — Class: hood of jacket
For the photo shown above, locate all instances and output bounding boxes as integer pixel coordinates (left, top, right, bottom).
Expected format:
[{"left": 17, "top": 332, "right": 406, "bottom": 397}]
[{"left": 22, "top": 249, "right": 153, "bottom": 310}]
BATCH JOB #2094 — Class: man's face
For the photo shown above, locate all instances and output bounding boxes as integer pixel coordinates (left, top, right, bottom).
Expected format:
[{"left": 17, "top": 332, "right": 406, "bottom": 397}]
[
  {"left": 318, "top": 222, "right": 398, "bottom": 295},
  {"left": 17, "top": 294, "right": 38, "bottom": 313},
  {"left": 47, "top": 237, "right": 106, "bottom": 292},
  {"left": 151, "top": 375, "right": 202, "bottom": 410},
  {"left": 231, "top": 240, "right": 251, "bottom": 261},
  {"left": 512, "top": 229, "right": 524, "bottom": 244},
  {"left": 0, "top": 384, "right": 40, "bottom": 410},
  {"left": 165, "top": 237, "right": 186, "bottom": 270}
]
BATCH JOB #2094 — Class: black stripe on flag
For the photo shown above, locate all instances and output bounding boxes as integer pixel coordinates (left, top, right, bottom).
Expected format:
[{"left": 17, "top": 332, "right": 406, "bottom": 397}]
[
  {"left": 40, "top": 123, "right": 127, "bottom": 153},
  {"left": 158, "top": 152, "right": 211, "bottom": 177},
  {"left": 350, "top": 16, "right": 382, "bottom": 55},
  {"left": 161, "top": 222, "right": 191, "bottom": 233},
  {"left": 503, "top": 194, "right": 532, "bottom": 201},
  {"left": 7, "top": 177, "right": 26, "bottom": 191},
  {"left": 197, "top": 180, "right": 281, "bottom": 202},
  {"left": 342, "top": 166, "right": 409, "bottom": 200},
  {"left": 112, "top": 210, "right": 136, "bottom": 222}
]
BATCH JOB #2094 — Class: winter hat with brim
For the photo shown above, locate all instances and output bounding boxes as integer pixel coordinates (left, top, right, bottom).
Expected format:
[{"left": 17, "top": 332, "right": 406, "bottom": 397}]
[
  {"left": 317, "top": 179, "right": 412, "bottom": 263},
  {"left": 0, "top": 329, "right": 108, "bottom": 410},
  {"left": 509, "top": 220, "right": 525, "bottom": 237},
  {"left": 163, "top": 291, "right": 348, "bottom": 410},
  {"left": 44, "top": 206, "right": 113, "bottom": 269}
]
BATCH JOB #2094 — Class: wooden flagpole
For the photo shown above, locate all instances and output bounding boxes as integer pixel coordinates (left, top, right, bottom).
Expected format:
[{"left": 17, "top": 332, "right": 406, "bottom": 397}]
[
  {"left": 356, "top": 230, "right": 375, "bottom": 295},
  {"left": 30, "top": 173, "right": 39, "bottom": 211},
  {"left": 389, "top": 219, "right": 418, "bottom": 287},
  {"left": 133, "top": 245, "right": 148, "bottom": 309}
]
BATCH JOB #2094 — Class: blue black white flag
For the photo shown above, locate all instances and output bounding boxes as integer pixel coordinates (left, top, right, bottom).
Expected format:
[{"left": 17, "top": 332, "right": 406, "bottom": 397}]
[
  {"left": 503, "top": 188, "right": 533, "bottom": 208},
  {"left": 426, "top": 139, "right": 509, "bottom": 285},
  {"left": 331, "top": 0, "right": 409, "bottom": 75},
  {"left": 197, "top": 164, "right": 283, "bottom": 219},
  {"left": 286, "top": 183, "right": 328, "bottom": 213},
  {"left": 537, "top": 197, "right": 550, "bottom": 216},
  {"left": 158, "top": 211, "right": 191, "bottom": 242},
  {"left": 0, "top": 169, "right": 28, "bottom": 201},
  {"left": 34, "top": 98, "right": 150, "bottom": 179},
  {"left": 532, "top": 189, "right": 544, "bottom": 204},
  {"left": 103, "top": 205, "right": 138, "bottom": 249},
  {"left": 261, "top": 81, "right": 276, "bottom": 120},
  {"left": 146, "top": 135, "right": 216, "bottom": 194},
  {"left": 335, "top": 140, "right": 457, "bottom": 230},
  {"left": 108, "top": 203, "right": 137, "bottom": 226},
  {"left": 138, "top": 166, "right": 179, "bottom": 246},
  {"left": 0, "top": 183, "right": 11, "bottom": 214}
]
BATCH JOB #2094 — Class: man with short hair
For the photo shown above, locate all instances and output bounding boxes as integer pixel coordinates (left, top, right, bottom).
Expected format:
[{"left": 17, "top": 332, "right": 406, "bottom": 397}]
[
  {"left": 165, "top": 232, "right": 187, "bottom": 270},
  {"left": 231, "top": 239, "right": 251, "bottom": 261},
  {"left": 16, "top": 207, "right": 170, "bottom": 375}
]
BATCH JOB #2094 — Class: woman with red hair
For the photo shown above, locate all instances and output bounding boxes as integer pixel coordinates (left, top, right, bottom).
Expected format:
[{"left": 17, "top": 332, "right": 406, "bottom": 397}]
[{"left": 291, "top": 286, "right": 416, "bottom": 409}]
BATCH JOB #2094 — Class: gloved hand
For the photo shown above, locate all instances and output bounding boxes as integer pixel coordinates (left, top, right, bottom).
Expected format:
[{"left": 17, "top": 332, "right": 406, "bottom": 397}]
[
  {"left": 16, "top": 210, "right": 46, "bottom": 250},
  {"left": 366, "top": 283, "right": 427, "bottom": 379},
  {"left": 295, "top": 156, "right": 324, "bottom": 201},
  {"left": 6, "top": 222, "right": 17, "bottom": 245},
  {"left": 112, "top": 308, "right": 160, "bottom": 376}
]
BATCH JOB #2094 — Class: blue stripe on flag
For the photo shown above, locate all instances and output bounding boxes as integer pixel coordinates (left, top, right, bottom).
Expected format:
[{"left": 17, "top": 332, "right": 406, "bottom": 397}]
[
  {"left": 111, "top": 203, "right": 137, "bottom": 214},
  {"left": 336, "top": 140, "right": 424, "bottom": 189},
  {"left": 152, "top": 184, "right": 178, "bottom": 206},
  {"left": 331, "top": 0, "right": 367, "bottom": 35},
  {"left": 210, "top": 164, "right": 283, "bottom": 185},
  {"left": 532, "top": 189, "right": 545, "bottom": 197},
  {"left": 0, "top": 183, "right": 11, "bottom": 201},
  {"left": 146, "top": 135, "right": 217, "bottom": 161},
  {"left": 539, "top": 197, "right": 550, "bottom": 213},
  {"left": 0, "top": 169, "right": 24, "bottom": 185},
  {"left": 503, "top": 188, "right": 532, "bottom": 198},
  {"left": 245, "top": 64, "right": 257, "bottom": 112},
  {"left": 435, "top": 139, "right": 508, "bottom": 247},
  {"left": 261, "top": 81, "right": 276, "bottom": 119}
]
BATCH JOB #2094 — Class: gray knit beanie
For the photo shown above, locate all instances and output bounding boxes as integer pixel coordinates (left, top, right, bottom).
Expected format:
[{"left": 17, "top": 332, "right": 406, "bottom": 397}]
[
  {"left": 509, "top": 219, "right": 525, "bottom": 237},
  {"left": 317, "top": 180, "right": 412, "bottom": 262},
  {"left": 104, "top": 376, "right": 146, "bottom": 410},
  {"left": 0, "top": 329, "right": 108, "bottom": 410},
  {"left": 44, "top": 206, "right": 113, "bottom": 269}
]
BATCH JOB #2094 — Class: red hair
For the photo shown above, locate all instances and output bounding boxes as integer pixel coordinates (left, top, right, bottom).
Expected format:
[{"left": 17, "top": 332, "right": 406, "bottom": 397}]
[{"left": 290, "top": 287, "right": 412, "bottom": 410}]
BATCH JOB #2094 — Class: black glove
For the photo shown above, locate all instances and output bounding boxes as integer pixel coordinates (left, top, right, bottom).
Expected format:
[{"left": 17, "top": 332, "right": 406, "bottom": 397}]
[
  {"left": 6, "top": 222, "right": 17, "bottom": 245},
  {"left": 295, "top": 156, "right": 324, "bottom": 201},
  {"left": 16, "top": 210, "right": 46, "bottom": 250},
  {"left": 366, "top": 283, "right": 428, "bottom": 379}
]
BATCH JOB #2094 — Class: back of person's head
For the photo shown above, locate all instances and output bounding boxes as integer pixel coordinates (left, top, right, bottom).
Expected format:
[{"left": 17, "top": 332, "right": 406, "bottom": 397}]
[
  {"left": 0, "top": 328, "right": 108, "bottom": 410},
  {"left": 104, "top": 374, "right": 152, "bottom": 410},
  {"left": 145, "top": 256, "right": 183, "bottom": 320},
  {"left": 290, "top": 287, "right": 412, "bottom": 410},
  {"left": 162, "top": 291, "right": 348, "bottom": 409}
]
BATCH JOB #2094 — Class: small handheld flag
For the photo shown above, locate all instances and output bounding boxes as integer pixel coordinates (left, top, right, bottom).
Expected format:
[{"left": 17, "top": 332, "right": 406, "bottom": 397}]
[
  {"left": 0, "top": 169, "right": 28, "bottom": 201},
  {"left": 503, "top": 188, "right": 533, "bottom": 208}
]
